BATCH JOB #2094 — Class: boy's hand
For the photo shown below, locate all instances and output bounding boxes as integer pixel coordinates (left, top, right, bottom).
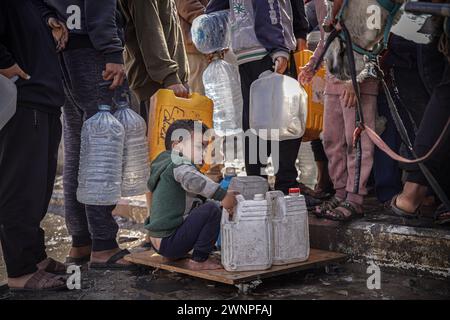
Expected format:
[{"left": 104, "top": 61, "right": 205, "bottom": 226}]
[
  {"left": 221, "top": 191, "right": 238, "bottom": 217},
  {"left": 341, "top": 81, "right": 357, "bottom": 108},
  {"left": 298, "top": 65, "right": 315, "bottom": 86}
]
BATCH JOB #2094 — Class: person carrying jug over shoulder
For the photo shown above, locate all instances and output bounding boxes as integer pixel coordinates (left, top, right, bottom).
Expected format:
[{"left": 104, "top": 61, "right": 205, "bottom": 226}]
[{"left": 145, "top": 120, "right": 237, "bottom": 271}]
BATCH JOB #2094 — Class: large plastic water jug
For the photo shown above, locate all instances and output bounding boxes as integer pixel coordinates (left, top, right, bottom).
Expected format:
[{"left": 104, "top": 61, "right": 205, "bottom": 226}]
[
  {"left": 227, "top": 176, "right": 269, "bottom": 200},
  {"left": 114, "top": 102, "right": 149, "bottom": 197},
  {"left": 191, "top": 10, "right": 230, "bottom": 54},
  {"left": 0, "top": 74, "right": 17, "bottom": 130},
  {"left": 77, "top": 105, "right": 125, "bottom": 205},
  {"left": 148, "top": 89, "right": 213, "bottom": 162},
  {"left": 294, "top": 50, "right": 325, "bottom": 142},
  {"left": 221, "top": 194, "right": 273, "bottom": 272},
  {"left": 250, "top": 71, "right": 308, "bottom": 141},
  {"left": 267, "top": 189, "right": 310, "bottom": 265},
  {"left": 203, "top": 57, "right": 243, "bottom": 137}
]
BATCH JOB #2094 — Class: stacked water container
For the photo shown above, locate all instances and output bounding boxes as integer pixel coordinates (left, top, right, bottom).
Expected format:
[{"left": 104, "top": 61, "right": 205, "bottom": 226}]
[
  {"left": 77, "top": 105, "right": 125, "bottom": 205},
  {"left": 114, "top": 100, "right": 149, "bottom": 197},
  {"left": 221, "top": 177, "right": 310, "bottom": 272}
]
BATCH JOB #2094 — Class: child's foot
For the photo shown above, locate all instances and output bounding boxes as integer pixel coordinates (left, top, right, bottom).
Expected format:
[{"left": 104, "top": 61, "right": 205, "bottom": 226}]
[
  {"left": 183, "top": 257, "right": 223, "bottom": 271},
  {"left": 323, "top": 200, "right": 363, "bottom": 222}
]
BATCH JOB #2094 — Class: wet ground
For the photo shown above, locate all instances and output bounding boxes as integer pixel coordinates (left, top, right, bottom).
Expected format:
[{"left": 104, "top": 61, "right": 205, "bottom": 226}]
[{"left": 1, "top": 213, "right": 449, "bottom": 300}]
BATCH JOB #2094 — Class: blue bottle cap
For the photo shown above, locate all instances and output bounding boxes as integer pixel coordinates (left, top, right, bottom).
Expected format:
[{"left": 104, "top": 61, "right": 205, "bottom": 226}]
[{"left": 98, "top": 104, "right": 111, "bottom": 111}]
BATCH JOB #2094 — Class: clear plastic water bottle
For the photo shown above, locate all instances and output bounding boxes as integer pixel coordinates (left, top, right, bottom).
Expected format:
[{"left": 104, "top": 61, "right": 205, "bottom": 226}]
[
  {"left": 203, "top": 57, "right": 243, "bottom": 137},
  {"left": 114, "top": 101, "right": 150, "bottom": 197},
  {"left": 77, "top": 105, "right": 125, "bottom": 205},
  {"left": 191, "top": 10, "right": 230, "bottom": 54}
]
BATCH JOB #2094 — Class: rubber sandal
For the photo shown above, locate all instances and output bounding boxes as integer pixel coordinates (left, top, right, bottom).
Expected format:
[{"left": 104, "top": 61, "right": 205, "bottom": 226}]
[
  {"left": 390, "top": 195, "right": 420, "bottom": 219},
  {"left": 65, "top": 255, "right": 91, "bottom": 266},
  {"left": 434, "top": 204, "right": 450, "bottom": 225},
  {"left": 323, "top": 201, "right": 363, "bottom": 222},
  {"left": 42, "top": 258, "right": 67, "bottom": 275},
  {"left": 88, "top": 249, "right": 137, "bottom": 271},
  {"left": 314, "top": 196, "right": 341, "bottom": 218},
  {"left": 9, "top": 270, "right": 67, "bottom": 292}
]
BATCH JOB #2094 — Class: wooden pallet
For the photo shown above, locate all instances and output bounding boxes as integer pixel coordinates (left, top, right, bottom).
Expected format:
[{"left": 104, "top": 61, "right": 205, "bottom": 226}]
[{"left": 125, "top": 249, "right": 346, "bottom": 285}]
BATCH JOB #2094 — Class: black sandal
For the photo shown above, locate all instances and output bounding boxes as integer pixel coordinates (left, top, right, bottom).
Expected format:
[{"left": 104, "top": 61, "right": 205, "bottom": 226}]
[
  {"left": 323, "top": 201, "right": 363, "bottom": 222},
  {"left": 390, "top": 195, "right": 420, "bottom": 219},
  {"left": 314, "top": 196, "right": 341, "bottom": 218},
  {"left": 88, "top": 249, "right": 137, "bottom": 271}
]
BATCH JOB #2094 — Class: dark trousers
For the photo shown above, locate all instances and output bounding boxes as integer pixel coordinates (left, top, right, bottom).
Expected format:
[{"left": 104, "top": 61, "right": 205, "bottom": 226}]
[
  {"left": 407, "top": 61, "right": 450, "bottom": 197},
  {"left": 61, "top": 48, "right": 124, "bottom": 251},
  {"left": 159, "top": 202, "right": 222, "bottom": 262},
  {"left": 0, "top": 107, "right": 61, "bottom": 277},
  {"left": 239, "top": 55, "right": 302, "bottom": 194}
]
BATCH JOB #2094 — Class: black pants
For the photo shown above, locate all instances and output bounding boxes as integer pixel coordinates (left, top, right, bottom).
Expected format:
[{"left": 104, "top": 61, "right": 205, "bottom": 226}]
[
  {"left": 406, "top": 60, "right": 450, "bottom": 197},
  {"left": 158, "top": 202, "right": 221, "bottom": 262},
  {"left": 0, "top": 107, "right": 61, "bottom": 278},
  {"left": 239, "top": 55, "right": 302, "bottom": 194}
]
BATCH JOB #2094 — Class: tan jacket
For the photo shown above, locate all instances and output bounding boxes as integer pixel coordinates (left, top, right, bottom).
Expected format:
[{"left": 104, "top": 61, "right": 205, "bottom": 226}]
[
  {"left": 119, "top": 0, "right": 189, "bottom": 102},
  {"left": 175, "top": 0, "right": 209, "bottom": 54}
]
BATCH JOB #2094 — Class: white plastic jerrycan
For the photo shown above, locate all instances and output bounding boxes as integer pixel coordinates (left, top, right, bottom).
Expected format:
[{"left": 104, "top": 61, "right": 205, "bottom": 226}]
[
  {"left": 249, "top": 70, "right": 308, "bottom": 141},
  {"left": 221, "top": 194, "right": 273, "bottom": 272},
  {"left": 227, "top": 176, "right": 269, "bottom": 200},
  {"left": 267, "top": 188, "right": 310, "bottom": 265}
]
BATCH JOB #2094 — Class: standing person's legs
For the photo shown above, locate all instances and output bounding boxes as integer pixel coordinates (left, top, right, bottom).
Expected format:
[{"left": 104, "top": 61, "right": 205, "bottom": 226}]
[
  {"left": 274, "top": 138, "right": 302, "bottom": 194},
  {"left": 0, "top": 107, "right": 64, "bottom": 288},
  {"left": 343, "top": 93, "right": 377, "bottom": 207},
  {"left": 187, "top": 52, "right": 208, "bottom": 95},
  {"left": 373, "top": 90, "right": 402, "bottom": 204},
  {"left": 62, "top": 49, "right": 125, "bottom": 264},
  {"left": 239, "top": 57, "right": 273, "bottom": 177},
  {"left": 322, "top": 94, "right": 347, "bottom": 201}
]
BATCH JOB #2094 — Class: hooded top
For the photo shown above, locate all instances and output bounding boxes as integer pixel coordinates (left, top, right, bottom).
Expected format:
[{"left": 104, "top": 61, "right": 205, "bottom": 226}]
[{"left": 145, "top": 151, "right": 227, "bottom": 238}]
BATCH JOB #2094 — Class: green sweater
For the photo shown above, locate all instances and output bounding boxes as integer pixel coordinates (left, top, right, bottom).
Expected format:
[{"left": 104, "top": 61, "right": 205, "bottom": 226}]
[{"left": 145, "top": 151, "right": 227, "bottom": 238}]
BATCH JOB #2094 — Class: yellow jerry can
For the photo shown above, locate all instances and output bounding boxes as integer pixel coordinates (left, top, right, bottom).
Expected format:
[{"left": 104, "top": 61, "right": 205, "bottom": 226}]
[
  {"left": 148, "top": 89, "right": 214, "bottom": 164},
  {"left": 294, "top": 50, "right": 325, "bottom": 142}
]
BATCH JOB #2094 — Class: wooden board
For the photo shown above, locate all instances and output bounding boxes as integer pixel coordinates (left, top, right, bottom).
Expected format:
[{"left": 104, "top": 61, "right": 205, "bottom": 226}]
[{"left": 125, "top": 249, "right": 346, "bottom": 285}]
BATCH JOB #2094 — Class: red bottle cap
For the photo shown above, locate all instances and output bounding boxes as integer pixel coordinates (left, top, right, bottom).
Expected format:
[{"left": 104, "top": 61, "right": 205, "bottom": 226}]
[{"left": 289, "top": 188, "right": 301, "bottom": 195}]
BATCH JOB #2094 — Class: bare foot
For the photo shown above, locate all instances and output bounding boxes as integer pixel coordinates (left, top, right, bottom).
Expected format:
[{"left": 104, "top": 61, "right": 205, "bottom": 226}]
[
  {"left": 90, "top": 248, "right": 132, "bottom": 266},
  {"left": 8, "top": 270, "right": 65, "bottom": 290},
  {"left": 183, "top": 258, "right": 223, "bottom": 271}
]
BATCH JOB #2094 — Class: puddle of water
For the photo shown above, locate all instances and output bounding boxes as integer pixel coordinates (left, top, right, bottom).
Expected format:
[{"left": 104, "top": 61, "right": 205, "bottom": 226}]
[{"left": 0, "top": 213, "right": 146, "bottom": 283}]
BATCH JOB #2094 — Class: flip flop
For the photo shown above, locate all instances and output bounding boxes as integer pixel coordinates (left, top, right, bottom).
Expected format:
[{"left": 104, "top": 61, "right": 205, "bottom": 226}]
[
  {"left": 88, "top": 249, "right": 137, "bottom": 271},
  {"left": 9, "top": 270, "right": 67, "bottom": 293},
  {"left": 323, "top": 201, "right": 363, "bottom": 222},
  {"left": 390, "top": 195, "right": 420, "bottom": 219},
  {"left": 42, "top": 258, "right": 67, "bottom": 275}
]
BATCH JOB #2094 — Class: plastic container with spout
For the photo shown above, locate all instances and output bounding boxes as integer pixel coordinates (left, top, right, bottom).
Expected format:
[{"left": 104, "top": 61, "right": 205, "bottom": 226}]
[
  {"left": 148, "top": 89, "right": 213, "bottom": 162},
  {"left": 249, "top": 70, "right": 308, "bottom": 141},
  {"left": 221, "top": 194, "right": 273, "bottom": 272},
  {"left": 227, "top": 176, "right": 269, "bottom": 200},
  {"left": 191, "top": 10, "right": 230, "bottom": 54},
  {"left": 294, "top": 50, "right": 325, "bottom": 142},
  {"left": 77, "top": 105, "right": 125, "bottom": 205},
  {"left": 267, "top": 188, "right": 310, "bottom": 265},
  {"left": 114, "top": 101, "right": 149, "bottom": 197},
  {"left": 203, "top": 57, "right": 243, "bottom": 137}
]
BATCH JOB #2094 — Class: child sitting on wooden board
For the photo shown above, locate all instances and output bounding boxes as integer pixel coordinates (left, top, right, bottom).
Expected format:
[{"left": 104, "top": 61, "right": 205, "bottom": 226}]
[{"left": 144, "top": 120, "right": 237, "bottom": 270}]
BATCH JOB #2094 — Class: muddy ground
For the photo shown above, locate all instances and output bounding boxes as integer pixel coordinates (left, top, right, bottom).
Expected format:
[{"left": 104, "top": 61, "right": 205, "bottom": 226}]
[{"left": 1, "top": 213, "right": 449, "bottom": 300}]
